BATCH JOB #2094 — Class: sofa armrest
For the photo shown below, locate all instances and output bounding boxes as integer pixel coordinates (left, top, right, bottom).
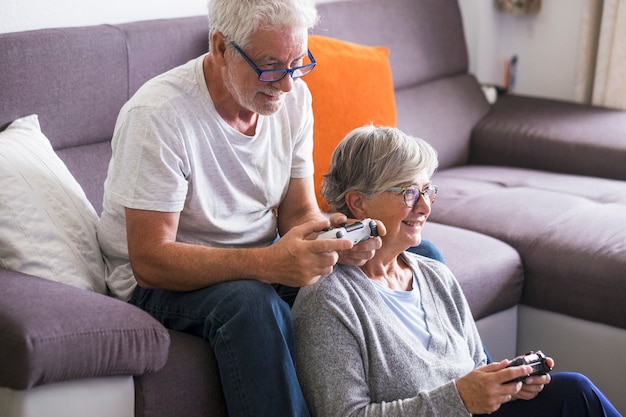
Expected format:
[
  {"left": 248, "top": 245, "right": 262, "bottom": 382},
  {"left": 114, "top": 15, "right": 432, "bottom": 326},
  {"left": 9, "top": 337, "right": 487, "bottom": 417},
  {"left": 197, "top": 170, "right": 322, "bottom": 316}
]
[
  {"left": 0, "top": 269, "right": 170, "bottom": 390},
  {"left": 470, "top": 94, "right": 626, "bottom": 181}
]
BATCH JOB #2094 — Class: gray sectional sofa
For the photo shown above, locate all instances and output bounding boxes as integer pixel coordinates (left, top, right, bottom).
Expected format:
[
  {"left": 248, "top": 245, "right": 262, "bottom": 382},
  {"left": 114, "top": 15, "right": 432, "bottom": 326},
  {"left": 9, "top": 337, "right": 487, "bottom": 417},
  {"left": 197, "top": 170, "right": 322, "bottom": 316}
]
[{"left": 1, "top": 0, "right": 625, "bottom": 415}]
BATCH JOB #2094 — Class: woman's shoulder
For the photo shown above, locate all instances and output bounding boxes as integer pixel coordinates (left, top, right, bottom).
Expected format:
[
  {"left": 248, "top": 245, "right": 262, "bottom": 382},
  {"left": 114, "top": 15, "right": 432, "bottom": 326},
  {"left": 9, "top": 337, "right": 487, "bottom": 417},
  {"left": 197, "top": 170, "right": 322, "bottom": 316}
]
[
  {"left": 300, "top": 264, "right": 367, "bottom": 297},
  {"left": 292, "top": 264, "right": 373, "bottom": 312}
]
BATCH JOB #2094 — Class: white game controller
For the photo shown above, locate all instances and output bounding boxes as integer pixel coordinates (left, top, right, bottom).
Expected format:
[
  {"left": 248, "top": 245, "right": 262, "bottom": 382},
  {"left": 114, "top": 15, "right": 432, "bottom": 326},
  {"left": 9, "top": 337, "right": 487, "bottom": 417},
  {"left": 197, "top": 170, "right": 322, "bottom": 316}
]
[{"left": 316, "top": 218, "right": 379, "bottom": 244}]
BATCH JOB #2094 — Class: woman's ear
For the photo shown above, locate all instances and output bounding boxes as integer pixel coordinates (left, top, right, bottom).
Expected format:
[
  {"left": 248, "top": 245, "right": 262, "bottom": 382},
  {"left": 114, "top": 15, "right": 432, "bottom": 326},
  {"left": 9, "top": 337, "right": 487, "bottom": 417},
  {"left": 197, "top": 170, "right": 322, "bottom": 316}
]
[{"left": 345, "top": 190, "right": 366, "bottom": 219}]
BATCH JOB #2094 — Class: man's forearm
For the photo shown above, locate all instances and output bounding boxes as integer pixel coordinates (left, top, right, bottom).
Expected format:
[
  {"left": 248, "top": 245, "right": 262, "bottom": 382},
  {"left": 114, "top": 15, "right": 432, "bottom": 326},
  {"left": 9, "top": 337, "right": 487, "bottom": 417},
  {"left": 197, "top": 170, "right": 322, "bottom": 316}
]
[{"left": 130, "top": 240, "right": 272, "bottom": 291}]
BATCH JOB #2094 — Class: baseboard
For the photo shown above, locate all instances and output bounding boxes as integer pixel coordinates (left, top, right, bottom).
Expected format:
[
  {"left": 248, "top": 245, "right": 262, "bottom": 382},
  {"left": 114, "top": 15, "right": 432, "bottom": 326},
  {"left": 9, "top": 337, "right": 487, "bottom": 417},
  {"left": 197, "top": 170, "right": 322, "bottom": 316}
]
[
  {"left": 0, "top": 376, "right": 134, "bottom": 417},
  {"left": 517, "top": 305, "right": 626, "bottom": 415}
]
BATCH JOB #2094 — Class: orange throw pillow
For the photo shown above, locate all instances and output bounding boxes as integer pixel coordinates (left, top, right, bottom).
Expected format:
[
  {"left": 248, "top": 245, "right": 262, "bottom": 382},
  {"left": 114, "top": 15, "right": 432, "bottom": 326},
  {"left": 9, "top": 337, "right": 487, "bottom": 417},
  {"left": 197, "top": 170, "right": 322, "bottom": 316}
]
[{"left": 305, "top": 35, "right": 397, "bottom": 212}]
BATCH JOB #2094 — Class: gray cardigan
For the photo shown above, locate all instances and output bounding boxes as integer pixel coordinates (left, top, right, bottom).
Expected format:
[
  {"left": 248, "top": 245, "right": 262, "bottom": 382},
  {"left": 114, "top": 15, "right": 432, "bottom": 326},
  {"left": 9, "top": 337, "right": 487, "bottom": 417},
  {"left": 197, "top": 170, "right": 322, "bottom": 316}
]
[{"left": 292, "top": 252, "right": 487, "bottom": 417}]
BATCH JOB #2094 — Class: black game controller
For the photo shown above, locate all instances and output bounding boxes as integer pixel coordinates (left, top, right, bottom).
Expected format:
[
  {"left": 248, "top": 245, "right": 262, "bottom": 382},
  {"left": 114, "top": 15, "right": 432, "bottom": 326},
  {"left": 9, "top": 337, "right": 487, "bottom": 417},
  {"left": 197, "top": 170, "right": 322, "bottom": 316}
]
[
  {"left": 316, "top": 218, "right": 379, "bottom": 244},
  {"left": 506, "top": 351, "right": 552, "bottom": 383}
]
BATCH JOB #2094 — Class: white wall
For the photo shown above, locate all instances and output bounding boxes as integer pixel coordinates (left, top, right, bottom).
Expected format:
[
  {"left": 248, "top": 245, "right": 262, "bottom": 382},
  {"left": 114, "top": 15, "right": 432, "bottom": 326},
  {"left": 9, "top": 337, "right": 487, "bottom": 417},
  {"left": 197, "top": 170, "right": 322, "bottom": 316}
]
[
  {"left": 0, "top": 0, "right": 208, "bottom": 33},
  {"left": 459, "top": 0, "right": 600, "bottom": 102},
  {"left": 1, "top": 0, "right": 594, "bottom": 103},
  {"left": 0, "top": 0, "right": 335, "bottom": 34}
]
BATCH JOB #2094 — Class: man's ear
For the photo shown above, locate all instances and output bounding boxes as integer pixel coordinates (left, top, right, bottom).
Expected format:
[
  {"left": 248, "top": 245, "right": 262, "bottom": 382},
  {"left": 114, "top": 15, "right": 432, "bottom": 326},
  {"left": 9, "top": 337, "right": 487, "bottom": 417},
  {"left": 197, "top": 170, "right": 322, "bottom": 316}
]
[
  {"left": 211, "top": 31, "right": 228, "bottom": 61},
  {"left": 345, "top": 190, "right": 366, "bottom": 219}
]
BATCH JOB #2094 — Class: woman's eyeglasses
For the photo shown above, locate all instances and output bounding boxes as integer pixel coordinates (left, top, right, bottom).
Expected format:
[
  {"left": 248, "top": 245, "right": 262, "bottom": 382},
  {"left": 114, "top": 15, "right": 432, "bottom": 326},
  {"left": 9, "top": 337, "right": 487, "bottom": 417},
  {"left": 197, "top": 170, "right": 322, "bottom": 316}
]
[{"left": 385, "top": 185, "right": 438, "bottom": 208}]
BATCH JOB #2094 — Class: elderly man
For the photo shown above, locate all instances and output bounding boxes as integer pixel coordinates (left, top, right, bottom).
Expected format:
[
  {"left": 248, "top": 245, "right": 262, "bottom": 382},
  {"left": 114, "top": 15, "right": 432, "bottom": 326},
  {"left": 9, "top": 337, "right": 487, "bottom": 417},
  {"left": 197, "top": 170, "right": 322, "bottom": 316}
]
[{"left": 97, "top": 0, "right": 382, "bottom": 415}]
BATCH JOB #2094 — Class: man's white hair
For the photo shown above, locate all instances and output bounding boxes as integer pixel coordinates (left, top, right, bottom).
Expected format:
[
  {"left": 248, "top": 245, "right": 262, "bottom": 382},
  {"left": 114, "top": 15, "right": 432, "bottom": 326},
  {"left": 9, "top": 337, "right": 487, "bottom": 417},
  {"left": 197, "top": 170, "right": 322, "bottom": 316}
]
[{"left": 207, "top": 0, "right": 318, "bottom": 49}]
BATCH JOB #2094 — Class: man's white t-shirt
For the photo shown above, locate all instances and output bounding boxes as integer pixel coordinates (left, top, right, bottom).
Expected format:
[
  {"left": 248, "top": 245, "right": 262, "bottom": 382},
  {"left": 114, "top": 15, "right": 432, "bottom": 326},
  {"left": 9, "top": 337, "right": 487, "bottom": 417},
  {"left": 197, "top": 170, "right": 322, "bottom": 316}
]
[{"left": 97, "top": 55, "right": 315, "bottom": 300}]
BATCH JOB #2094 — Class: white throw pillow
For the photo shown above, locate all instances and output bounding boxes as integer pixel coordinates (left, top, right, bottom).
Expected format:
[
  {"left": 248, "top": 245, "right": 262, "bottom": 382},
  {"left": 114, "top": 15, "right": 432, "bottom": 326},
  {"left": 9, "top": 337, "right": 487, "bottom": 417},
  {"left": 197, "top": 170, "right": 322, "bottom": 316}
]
[{"left": 0, "top": 115, "right": 107, "bottom": 293}]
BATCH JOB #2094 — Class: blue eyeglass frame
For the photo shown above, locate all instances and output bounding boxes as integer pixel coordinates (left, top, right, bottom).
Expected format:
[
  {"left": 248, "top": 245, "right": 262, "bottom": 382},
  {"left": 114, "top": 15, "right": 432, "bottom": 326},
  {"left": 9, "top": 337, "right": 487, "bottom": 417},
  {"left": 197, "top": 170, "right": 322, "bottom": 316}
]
[
  {"left": 386, "top": 185, "right": 438, "bottom": 207},
  {"left": 230, "top": 42, "right": 316, "bottom": 82}
]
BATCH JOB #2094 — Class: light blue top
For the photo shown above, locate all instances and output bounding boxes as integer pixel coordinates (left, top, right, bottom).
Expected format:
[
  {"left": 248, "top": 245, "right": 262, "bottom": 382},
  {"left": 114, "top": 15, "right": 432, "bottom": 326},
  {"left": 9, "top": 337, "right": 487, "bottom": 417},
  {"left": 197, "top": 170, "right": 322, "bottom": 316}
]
[{"left": 372, "top": 275, "right": 431, "bottom": 349}]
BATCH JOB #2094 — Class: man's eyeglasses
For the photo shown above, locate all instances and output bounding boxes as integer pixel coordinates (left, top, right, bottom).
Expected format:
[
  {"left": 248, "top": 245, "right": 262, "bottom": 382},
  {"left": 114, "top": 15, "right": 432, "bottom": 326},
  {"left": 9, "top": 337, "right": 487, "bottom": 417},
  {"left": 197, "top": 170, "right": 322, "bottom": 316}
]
[
  {"left": 385, "top": 185, "right": 438, "bottom": 208},
  {"left": 230, "top": 42, "right": 316, "bottom": 82}
]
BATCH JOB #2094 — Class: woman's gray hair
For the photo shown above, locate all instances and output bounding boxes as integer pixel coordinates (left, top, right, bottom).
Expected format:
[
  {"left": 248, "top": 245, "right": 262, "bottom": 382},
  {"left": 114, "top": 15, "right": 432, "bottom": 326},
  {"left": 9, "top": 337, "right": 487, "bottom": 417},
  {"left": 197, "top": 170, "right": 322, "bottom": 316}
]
[
  {"left": 322, "top": 125, "right": 439, "bottom": 217},
  {"left": 207, "top": 0, "right": 318, "bottom": 49}
]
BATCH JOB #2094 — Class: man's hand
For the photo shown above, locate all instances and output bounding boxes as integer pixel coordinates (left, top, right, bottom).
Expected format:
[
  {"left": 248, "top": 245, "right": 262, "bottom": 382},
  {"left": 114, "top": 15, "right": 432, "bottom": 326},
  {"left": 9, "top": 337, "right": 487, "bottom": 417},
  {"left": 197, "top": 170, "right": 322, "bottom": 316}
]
[{"left": 266, "top": 218, "right": 354, "bottom": 287}]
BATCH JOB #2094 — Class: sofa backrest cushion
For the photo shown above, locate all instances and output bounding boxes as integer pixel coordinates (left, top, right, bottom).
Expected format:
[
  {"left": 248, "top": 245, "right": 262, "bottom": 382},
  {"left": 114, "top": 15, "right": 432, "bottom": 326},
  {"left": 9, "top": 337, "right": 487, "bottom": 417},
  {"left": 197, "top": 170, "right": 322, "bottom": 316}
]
[
  {"left": 314, "top": 0, "right": 469, "bottom": 90},
  {"left": 314, "top": 0, "right": 490, "bottom": 169},
  {"left": 0, "top": 25, "right": 127, "bottom": 150},
  {"left": 117, "top": 16, "right": 209, "bottom": 97},
  {"left": 0, "top": 18, "right": 210, "bottom": 213},
  {"left": 396, "top": 74, "right": 491, "bottom": 168},
  {"left": 0, "top": 25, "right": 128, "bottom": 213}
]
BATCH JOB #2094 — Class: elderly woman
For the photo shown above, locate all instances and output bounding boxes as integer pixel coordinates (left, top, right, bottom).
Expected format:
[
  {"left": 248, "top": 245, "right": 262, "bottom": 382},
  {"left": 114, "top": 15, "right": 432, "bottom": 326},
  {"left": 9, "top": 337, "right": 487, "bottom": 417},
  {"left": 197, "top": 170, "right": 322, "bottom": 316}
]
[{"left": 292, "top": 125, "right": 621, "bottom": 417}]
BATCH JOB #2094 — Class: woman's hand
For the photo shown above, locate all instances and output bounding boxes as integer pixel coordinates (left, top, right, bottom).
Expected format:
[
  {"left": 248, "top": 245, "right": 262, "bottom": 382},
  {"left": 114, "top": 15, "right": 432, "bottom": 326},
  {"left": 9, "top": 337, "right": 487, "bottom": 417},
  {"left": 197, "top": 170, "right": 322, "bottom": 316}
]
[
  {"left": 456, "top": 355, "right": 555, "bottom": 414},
  {"left": 512, "top": 355, "right": 555, "bottom": 400},
  {"left": 455, "top": 360, "right": 532, "bottom": 414}
]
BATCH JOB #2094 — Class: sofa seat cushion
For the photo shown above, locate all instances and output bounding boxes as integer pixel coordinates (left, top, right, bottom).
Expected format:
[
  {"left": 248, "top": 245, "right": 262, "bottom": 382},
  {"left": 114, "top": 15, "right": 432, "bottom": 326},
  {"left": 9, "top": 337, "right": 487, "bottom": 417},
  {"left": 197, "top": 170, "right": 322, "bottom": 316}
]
[
  {"left": 430, "top": 165, "right": 626, "bottom": 329},
  {"left": 420, "top": 222, "right": 524, "bottom": 321},
  {"left": 0, "top": 270, "right": 170, "bottom": 390}
]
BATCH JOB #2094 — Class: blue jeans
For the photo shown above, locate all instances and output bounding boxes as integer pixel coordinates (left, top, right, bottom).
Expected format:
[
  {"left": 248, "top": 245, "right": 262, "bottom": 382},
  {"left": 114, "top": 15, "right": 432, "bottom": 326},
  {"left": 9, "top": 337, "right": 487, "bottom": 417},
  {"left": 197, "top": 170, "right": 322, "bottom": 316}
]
[
  {"left": 479, "top": 372, "right": 622, "bottom": 417},
  {"left": 130, "top": 281, "right": 310, "bottom": 417}
]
